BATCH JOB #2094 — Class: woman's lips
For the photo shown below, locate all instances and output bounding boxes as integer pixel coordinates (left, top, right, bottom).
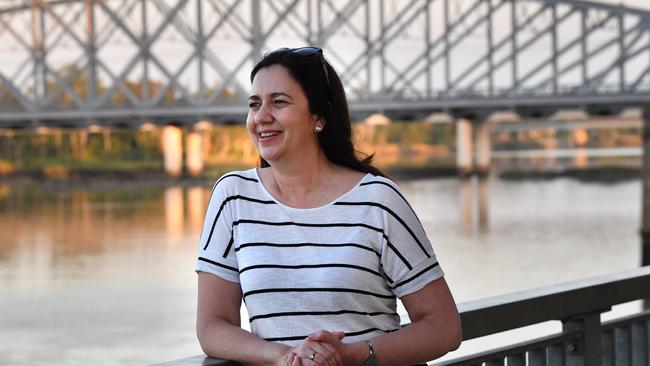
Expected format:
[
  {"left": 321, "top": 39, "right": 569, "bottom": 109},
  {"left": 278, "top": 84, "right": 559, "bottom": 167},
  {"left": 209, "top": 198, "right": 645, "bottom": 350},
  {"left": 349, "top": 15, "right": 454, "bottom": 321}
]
[{"left": 258, "top": 131, "right": 282, "bottom": 142}]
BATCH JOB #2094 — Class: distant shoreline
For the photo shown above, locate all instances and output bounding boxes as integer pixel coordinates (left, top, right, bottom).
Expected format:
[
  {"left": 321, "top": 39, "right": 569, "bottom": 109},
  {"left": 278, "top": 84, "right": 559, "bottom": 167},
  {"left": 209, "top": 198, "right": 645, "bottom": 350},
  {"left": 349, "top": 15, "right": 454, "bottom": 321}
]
[{"left": 0, "top": 164, "right": 641, "bottom": 191}]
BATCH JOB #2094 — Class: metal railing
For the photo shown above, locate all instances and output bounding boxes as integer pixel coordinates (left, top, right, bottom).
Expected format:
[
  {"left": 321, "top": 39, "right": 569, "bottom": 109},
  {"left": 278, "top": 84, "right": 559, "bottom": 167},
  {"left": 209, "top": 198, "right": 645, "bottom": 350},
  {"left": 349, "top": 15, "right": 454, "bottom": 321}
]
[{"left": 153, "top": 266, "right": 650, "bottom": 366}]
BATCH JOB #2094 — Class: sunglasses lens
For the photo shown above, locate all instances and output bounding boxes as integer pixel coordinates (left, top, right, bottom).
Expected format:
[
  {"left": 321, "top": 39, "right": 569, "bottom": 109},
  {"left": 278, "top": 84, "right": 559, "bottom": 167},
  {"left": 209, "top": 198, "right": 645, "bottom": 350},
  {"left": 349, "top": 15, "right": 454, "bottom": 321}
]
[
  {"left": 263, "top": 47, "right": 291, "bottom": 58},
  {"left": 291, "top": 47, "right": 321, "bottom": 56},
  {"left": 262, "top": 47, "right": 329, "bottom": 86}
]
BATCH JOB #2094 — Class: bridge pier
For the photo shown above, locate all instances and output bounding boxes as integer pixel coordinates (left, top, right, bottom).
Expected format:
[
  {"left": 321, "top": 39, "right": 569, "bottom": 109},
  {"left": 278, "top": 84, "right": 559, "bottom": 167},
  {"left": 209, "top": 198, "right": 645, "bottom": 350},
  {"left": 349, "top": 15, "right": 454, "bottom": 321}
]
[
  {"left": 161, "top": 126, "right": 184, "bottom": 177},
  {"left": 572, "top": 128, "right": 589, "bottom": 147},
  {"left": 456, "top": 120, "right": 474, "bottom": 176},
  {"left": 456, "top": 118, "right": 491, "bottom": 177},
  {"left": 161, "top": 124, "right": 207, "bottom": 177},
  {"left": 185, "top": 129, "right": 204, "bottom": 177},
  {"left": 475, "top": 120, "right": 491, "bottom": 176}
]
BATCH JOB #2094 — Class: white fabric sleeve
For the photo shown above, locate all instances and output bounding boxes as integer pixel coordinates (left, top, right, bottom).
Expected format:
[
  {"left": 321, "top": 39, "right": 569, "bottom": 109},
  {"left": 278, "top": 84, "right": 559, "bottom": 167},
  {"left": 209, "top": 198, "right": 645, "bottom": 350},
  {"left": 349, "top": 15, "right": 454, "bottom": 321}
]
[
  {"left": 195, "top": 177, "right": 240, "bottom": 283},
  {"left": 379, "top": 183, "right": 444, "bottom": 298}
]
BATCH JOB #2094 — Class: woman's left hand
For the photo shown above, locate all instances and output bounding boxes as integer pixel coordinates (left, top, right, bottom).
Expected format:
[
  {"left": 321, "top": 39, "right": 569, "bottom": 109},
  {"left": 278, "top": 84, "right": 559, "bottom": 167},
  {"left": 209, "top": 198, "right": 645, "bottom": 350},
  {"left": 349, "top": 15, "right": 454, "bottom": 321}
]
[
  {"left": 287, "top": 331, "right": 345, "bottom": 366},
  {"left": 306, "top": 330, "right": 346, "bottom": 365}
]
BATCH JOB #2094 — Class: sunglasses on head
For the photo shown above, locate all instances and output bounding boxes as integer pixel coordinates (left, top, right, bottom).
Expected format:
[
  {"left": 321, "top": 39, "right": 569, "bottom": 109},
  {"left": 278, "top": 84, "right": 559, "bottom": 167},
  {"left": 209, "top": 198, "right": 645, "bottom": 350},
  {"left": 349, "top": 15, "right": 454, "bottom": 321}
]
[{"left": 263, "top": 47, "right": 330, "bottom": 86}]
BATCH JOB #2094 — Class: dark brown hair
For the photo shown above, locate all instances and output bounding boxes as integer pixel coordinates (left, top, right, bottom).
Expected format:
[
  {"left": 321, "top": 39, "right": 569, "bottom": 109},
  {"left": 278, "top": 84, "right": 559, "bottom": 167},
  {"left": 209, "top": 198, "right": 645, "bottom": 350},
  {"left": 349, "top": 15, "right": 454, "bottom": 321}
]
[{"left": 250, "top": 48, "right": 386, "bottom": 177}]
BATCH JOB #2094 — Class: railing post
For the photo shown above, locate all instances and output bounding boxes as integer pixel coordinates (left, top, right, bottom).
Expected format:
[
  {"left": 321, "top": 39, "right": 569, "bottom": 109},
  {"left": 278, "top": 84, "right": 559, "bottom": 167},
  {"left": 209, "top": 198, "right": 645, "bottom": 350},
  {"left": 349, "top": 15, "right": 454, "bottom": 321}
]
[
  {"left": 642, "top": 107, "right": 650, "bottom": 266},
  {"left": 642, "top": 106, "right": 650, "bottom": 309},
  {"left": 562, "top": 311, "right": 606, "bottom": 366}
]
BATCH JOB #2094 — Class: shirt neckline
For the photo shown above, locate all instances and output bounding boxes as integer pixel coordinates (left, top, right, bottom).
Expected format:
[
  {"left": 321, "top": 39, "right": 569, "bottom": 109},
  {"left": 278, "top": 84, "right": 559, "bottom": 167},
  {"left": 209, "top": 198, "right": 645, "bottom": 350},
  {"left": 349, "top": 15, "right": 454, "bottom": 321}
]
[{"left": 254, "top": 168, "right": 369, "bottom": 211}]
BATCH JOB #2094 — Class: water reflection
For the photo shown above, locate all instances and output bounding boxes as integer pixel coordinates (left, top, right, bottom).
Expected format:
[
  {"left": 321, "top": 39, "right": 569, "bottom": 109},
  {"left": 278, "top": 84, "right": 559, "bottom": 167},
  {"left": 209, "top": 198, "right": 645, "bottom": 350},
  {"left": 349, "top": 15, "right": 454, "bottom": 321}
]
[
  {"left": 0, "top": 185, "right": 206, "bottom": 286},
  {"left": 187, "top": 186, "right": 206, "bottom": 237},
  {"left": 0, "top": 172, "right": 644, "bottom": 365},
  {"left": 460, "top": 178, "right": 473, "bottom": 232},
  {"left": 574, "top": 148, "right": 588, "bottom": 167},
  {"left": 459, "top": 176, "right": 490, "bottom": 233},
  {"left": 478, "top": 178, "right": 489, "bottom": 232},
  {"left": 165, "top": 186, "right": 185, "bottom": 246},
  {"left": 0, "top": 184, "right": 9, "bottom": 201},
  {"left": 491, "top": 148, "right": 642, "bottom": 171}
]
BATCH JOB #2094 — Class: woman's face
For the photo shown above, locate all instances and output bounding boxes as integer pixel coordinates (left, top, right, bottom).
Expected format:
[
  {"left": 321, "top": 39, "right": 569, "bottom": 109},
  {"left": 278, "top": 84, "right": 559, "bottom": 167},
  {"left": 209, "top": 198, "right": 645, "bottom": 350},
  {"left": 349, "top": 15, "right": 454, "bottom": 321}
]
[{"left": 246, "top": 65, "right": 321, "bottom": 164}]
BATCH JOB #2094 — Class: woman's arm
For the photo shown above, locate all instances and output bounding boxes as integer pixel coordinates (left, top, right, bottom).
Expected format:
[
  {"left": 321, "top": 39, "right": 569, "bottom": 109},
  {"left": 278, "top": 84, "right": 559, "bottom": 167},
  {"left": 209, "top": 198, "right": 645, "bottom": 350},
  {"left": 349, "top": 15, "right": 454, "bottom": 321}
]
[
  {"left": 312, "top": 277, "right": 462, "bottom": 366},
  {"left": 196, "top": 271, "right": 292, "bottom": 366}
]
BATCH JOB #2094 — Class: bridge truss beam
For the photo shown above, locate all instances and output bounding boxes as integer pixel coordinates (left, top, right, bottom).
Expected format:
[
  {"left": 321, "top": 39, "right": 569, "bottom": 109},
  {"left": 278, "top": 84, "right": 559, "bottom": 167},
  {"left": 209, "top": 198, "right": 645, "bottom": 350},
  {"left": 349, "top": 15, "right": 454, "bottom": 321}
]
[{"left": 2, "top": 0, "right": 650, "bottom": 128}]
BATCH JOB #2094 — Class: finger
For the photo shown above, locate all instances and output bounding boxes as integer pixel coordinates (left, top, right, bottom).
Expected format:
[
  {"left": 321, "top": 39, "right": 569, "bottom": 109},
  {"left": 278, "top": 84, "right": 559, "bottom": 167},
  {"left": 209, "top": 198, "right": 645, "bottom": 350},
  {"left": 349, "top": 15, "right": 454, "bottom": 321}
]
[
  {"left": 318, "top": 342, "right": 337, "bottom": 353},
  {"left": 309, "top": 330, "right": 337, "bottom": 343},
  {"left": 315, "top": 352, "right": 335, "bottom": 366},
  {"left": 288, "top": 351, "right": 298, "bottom": 366},
  {"left": 302, "top": 348, "right": 328, "bottom": 366},
  {"left": 334, "top": 331, "right": 345, "bottom": 340},
  {"left": 310, "top": 345, "right": 337, "bottom": 366},
  {"left": 307, "top": 330, "right": 327, "bottom": 341},
  {"left": 318, "top": 342, "right": 343, "bottom": 365},
  {"left": 311, "top": 342, "right": 334, "bottom": 359},
  {"left": 318, "top": 343, "right": 342, "bottom": 366},
  {"left": 292, "top": 352, "right": 302, "bottom": 366},
  {"left": 298, "top": 355, "right": 316, "bottom": 366}
]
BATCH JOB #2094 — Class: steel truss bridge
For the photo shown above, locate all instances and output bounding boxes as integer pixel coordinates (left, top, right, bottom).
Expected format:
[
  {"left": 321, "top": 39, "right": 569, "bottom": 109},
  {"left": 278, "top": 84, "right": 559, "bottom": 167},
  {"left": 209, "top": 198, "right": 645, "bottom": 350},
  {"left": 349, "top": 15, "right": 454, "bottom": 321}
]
[{"left": 2, "top": 0, "right": 650, "bottom": 128}]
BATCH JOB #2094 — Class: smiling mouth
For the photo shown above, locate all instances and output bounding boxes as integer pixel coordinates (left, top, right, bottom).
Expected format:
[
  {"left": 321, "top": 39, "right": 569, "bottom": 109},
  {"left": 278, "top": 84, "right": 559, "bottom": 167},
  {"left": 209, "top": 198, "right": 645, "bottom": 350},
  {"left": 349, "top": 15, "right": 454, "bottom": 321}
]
[{"left": 259, "top": 131, "right": 281, "bottom": 138}]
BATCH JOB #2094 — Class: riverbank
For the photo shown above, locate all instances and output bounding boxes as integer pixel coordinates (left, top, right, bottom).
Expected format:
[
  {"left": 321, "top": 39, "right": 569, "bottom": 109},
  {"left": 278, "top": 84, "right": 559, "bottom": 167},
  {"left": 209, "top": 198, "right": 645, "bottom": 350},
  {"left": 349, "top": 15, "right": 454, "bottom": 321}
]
[
  {"left": 498, "top": 165, "right": 641, "bottom": 183},
  {"left": 0, "top": 164, "right": 641, "bottom": 192}
]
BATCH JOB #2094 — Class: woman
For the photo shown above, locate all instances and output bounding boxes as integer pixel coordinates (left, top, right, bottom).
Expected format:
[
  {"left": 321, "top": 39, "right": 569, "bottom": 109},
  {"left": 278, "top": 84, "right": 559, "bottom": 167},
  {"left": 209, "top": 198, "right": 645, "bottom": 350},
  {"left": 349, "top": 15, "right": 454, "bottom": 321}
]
[{"left": 196, "top": 47, "right": 461, "bottom": 366}]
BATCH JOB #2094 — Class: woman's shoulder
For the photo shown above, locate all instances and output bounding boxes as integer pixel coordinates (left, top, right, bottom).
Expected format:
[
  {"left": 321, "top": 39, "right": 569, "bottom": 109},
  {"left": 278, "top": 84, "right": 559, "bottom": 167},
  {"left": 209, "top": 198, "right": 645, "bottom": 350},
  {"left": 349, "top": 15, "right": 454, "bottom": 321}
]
[
  {"left": 210, "top": 168, "right": 260, "bottom": 196},
  {"left": 359, "top": 173, "right": 401, "bottom": 194},
  {"left": 356, "top": 173, "right": 415, "bottom": 206}
]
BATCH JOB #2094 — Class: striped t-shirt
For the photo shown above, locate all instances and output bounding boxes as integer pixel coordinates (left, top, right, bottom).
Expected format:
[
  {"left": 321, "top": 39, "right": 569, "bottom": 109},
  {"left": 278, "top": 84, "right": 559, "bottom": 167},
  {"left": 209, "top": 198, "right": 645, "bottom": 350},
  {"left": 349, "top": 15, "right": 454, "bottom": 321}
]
[{"left": 196, "top": 168, "right": 444, "bottom": 347}]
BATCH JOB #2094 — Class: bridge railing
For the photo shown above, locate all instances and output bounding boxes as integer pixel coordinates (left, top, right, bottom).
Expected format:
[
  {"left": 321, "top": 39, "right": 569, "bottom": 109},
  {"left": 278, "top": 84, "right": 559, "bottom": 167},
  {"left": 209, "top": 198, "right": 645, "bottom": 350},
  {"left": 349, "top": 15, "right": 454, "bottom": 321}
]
[{"left": 153, "top": 266, "right": 650, "bottom": 366}]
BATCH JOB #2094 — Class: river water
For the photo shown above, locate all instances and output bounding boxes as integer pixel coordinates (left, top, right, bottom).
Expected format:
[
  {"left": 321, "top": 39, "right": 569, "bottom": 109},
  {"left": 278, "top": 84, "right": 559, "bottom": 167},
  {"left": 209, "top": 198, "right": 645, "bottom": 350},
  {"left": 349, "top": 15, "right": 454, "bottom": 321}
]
[{"left": 0, "top": 155, "right": 644, "bottom": 365}]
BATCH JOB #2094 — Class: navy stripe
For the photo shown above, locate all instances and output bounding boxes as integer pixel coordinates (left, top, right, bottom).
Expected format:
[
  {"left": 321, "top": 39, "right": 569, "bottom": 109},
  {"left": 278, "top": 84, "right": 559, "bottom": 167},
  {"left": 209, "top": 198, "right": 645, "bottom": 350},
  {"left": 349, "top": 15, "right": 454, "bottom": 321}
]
[
  {"left": 217, "top": 173, "right": 259, "bottom": 184},
  {"left": 385, "top": 238, "right": 413, "bottom": 270},
  {"left": 263, "top": 327, "right": 399, "bottom": 342},
  {"left": 197, "top": 256, "right": 238, "bottom": 272},
  {"left": 242, "top": 287, "right": 395, "bottom": 300},
  {"left": 202, "top": 174, "right": 259, "bottom": 245},
  {"left": 235, "top": 242, "right": 379, "bottom": 256},
  {"left": 391, "top": 262, "right": 440, "bottom": 290},
  {"left": 263, "top": 334, "right": 310, "bottom": 342},
  {"left": 360, "top": 181, "right": 407, "bottom": 204},
  {"left": 222, "top": 233, "right": 235, "bottom": 258},
  {"left": 231, "top": 219, "right": 412, "bottom": 269},
  {"left": 379, "top": 263, "right": 394, "bottom": 283},
  {"left": 335, "top": 201, "right": 430, "bottom": 258},
  {"left": 208, "top": 173, "right": 259, "bottom": 203},
  {"left": 345, "top": 327, "right": 400, "bottom": 337},
  {"left": 360, "top": 180, "right": 424, "bottom": 226},
  {"left": 249, "top": 310, "right": 398, "bottom": 322},
  {"left": 233, "top": 219, "right": 383, "bottom": 231},
  {"left": 391, "top": 262, "right": 439, "bottom": 290},
  {"left": 239, "top": 263, "right": 383, "bottom": 277},
  {"left": 203, "top": 195, "right": 276, "bottom": 250}
]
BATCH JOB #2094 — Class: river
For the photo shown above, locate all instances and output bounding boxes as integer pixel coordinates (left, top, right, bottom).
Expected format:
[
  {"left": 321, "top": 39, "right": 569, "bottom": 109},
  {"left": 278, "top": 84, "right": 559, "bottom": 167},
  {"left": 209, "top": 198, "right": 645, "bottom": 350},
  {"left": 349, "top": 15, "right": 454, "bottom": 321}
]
[{"left": 0, "top": 154, "right": 643, "bottom": 365}]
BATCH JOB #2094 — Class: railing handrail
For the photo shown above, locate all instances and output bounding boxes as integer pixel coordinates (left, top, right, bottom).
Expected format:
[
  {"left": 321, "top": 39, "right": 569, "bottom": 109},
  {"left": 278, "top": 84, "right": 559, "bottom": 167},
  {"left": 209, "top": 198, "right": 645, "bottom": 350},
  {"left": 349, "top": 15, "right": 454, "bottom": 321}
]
[
  {"left": 153, "top": 266, "right": 650, "bottom": 366},
  {"left": 458, "top": 265, "right": 650, "bottom": 340}
]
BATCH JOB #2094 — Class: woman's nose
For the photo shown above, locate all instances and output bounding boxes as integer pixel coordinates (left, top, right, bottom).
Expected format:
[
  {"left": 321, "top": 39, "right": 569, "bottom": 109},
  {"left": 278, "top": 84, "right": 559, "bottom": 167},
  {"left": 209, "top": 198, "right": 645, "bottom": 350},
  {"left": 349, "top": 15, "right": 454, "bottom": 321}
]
[{"left": 255, "top": 102, "right": 272, "bottom": 124}]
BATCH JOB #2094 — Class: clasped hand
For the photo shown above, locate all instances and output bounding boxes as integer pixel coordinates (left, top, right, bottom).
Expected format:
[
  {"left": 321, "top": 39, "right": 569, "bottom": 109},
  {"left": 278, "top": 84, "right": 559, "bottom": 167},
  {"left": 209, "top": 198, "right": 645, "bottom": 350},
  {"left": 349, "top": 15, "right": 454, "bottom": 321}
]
[{"left": 284, "top": 330, "right": 346, "bottom": 366}]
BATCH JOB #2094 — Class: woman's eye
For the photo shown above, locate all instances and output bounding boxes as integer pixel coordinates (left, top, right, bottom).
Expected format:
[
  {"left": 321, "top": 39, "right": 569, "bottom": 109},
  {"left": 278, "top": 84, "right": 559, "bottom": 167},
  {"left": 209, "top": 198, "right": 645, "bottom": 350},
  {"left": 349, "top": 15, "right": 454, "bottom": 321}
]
[
  {"left": 248, "top": 102, "right": 260, "bottom": 108},
  {"left": 274, "top": 100, "right": 288, "bottom": 105}
]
